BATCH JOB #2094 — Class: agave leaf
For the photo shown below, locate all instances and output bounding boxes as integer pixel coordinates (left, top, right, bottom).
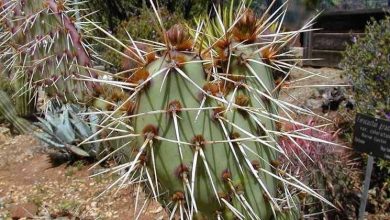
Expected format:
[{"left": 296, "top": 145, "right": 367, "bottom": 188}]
[
  {"left": 38, "top": 134, "right": 66, "bottom": 148},
  {"left": 88, "top": 113, "right": 99, "bottom": 135},
  {"left": 65, "top": 144, "right": 90, "bottom": 157},
  {"left": 35, "top": 117, "right": 55, "bottom": 134},
  {"left": 70, "top": 116, "right": 92, "bottom": 139},
  {"left": 54, "top": 108, "right": 76, "bottom": 144}
]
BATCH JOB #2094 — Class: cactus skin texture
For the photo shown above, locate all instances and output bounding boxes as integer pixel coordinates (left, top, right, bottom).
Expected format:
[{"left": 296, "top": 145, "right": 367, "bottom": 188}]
[
  {"left": 133, "top": 48, "right": 278, "bottom": 219},
  {"left": 0, "top": 0, "right": 98, "bottom": 116},
  {"left": 80, "top": 1, "right": 334, "bottom": 219}
]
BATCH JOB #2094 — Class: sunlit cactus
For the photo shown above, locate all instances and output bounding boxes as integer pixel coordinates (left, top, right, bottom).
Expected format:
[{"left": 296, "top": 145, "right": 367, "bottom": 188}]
[
  {"left": 0, "top": 0, "right": 98, "bottom": 116},
  {"left": 75, "top": 1, "right": 339, "bottom": 219}
]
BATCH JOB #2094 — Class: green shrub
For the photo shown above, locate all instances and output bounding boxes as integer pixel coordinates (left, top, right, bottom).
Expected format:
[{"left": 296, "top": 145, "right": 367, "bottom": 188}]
[
  {"left": 341, "top": 16, "right": 390, "bottom": 120},
  {"left": 341, "top": 16, "right": 390, "bottom": 214}
]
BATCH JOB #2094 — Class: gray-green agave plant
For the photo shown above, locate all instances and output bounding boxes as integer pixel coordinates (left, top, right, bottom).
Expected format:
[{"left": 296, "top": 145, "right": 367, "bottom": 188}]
[{"left": 36, "top": 104, "right": 100, "bottom": 158}]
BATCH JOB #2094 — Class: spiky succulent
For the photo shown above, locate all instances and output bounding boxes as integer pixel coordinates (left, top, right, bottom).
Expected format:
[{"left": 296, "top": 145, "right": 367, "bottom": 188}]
[
  {"left": 279, "top": 118, "right": 360, "bottom": 219},
  {"left": 77, "top": 1, "right": 341, "bottom": 219},
  {"left": 36, "top": 103, "right": 100, "bottom": 158},
  {"left": 0, "top": 0, "right": 99, "bottom": 116}
]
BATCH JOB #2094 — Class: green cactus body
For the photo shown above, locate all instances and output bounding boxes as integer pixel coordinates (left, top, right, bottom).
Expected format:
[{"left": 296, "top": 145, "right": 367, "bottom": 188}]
[
  {"left": 0, "top": 0, "right": 97, "bottom": 115},
  {"left": 127, "top": 27, "right": 282, "bottom": 218},
  {"left": 84, "top": 1, "right": 334, "bottom": 219},
  {"left": 91, "top": 85, "right": 135, "bottom": 161}
]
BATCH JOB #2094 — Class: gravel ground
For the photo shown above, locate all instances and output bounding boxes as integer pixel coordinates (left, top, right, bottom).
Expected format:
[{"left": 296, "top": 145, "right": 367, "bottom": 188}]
[{"left": 0, "top": 134, "right": 165, "bottom": 219}]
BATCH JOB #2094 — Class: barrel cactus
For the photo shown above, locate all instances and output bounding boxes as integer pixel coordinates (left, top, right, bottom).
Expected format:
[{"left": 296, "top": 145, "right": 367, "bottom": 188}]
[
  {"left": 77, "top": 1, "right": 338, "bottom": 219},
  {"left": 0, "top": 0, "right": 98, "bottom": 116}
]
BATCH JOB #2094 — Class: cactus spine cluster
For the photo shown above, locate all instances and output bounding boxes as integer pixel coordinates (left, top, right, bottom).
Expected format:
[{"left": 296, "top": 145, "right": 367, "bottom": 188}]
[
  {"left": 85, "top": 1, "right": 333, "bottom": 219},
  {"left": 0, "top": 0, "right": 97, "bottom": 116}
]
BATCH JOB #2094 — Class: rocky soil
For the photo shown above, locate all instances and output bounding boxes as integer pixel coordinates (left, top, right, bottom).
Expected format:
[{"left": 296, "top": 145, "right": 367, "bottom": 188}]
[{"left": 0, "top": 132, "right": 165, "bottom": 219}]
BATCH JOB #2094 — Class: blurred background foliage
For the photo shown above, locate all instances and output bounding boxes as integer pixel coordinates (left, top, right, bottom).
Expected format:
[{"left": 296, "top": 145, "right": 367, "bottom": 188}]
[
  {"left": 85, "top": 0, "right": 328, "bottom": 32},
  {"left": 85, "top": 0, "right": 324, "bottom": 69},
  {"left": 86, "top": 0, "right": 215, "bottom": 32}
]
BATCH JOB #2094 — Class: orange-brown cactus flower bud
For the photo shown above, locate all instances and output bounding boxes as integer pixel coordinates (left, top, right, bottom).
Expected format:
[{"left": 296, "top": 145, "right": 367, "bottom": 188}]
[
  {"left": 261, "top": 46, "right": 278, "bottom": 63},
  {"left": 166, "top": 24, "right": 193, "bottom": 51},
  {"left": 232, "top": 9, "right": 257, "bottom": 43},
  {"left": 126, "top": 68, "right": 149, "bottom": 85}
]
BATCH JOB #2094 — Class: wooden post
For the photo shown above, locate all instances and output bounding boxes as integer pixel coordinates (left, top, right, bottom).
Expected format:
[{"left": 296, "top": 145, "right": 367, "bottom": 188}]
[{"left": 358, "top": 155, "right": 374, "bottom": 220}]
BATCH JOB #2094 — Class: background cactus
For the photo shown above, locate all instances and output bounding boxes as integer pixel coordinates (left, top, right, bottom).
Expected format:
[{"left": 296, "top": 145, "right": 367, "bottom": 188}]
[
  {"left": 279, "top": 118, "right": 360, "bottom": 219},
  {"left": 0, "top": 90, "right": 34, "bottom": 134},
  {"left": 81, "top": 1, "right": 338, "bottom": 219},
  {"left": 0, "top": 0, "right": 98, "bottom": 117}
]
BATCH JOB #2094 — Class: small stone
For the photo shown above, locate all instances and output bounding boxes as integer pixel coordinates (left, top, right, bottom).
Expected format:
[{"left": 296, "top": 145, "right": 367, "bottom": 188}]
[
  {"left": 0, "top": 127, "right": 10, "bottom": 135},
  {"left": 0, "top": 133, "right": 7, "bottom": 145},
  {"left": 10, "top": 203, "right": 38, "bottom": 219},
  {"left": 305, "top": 98, "right": 323, "bottom": 110}
]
